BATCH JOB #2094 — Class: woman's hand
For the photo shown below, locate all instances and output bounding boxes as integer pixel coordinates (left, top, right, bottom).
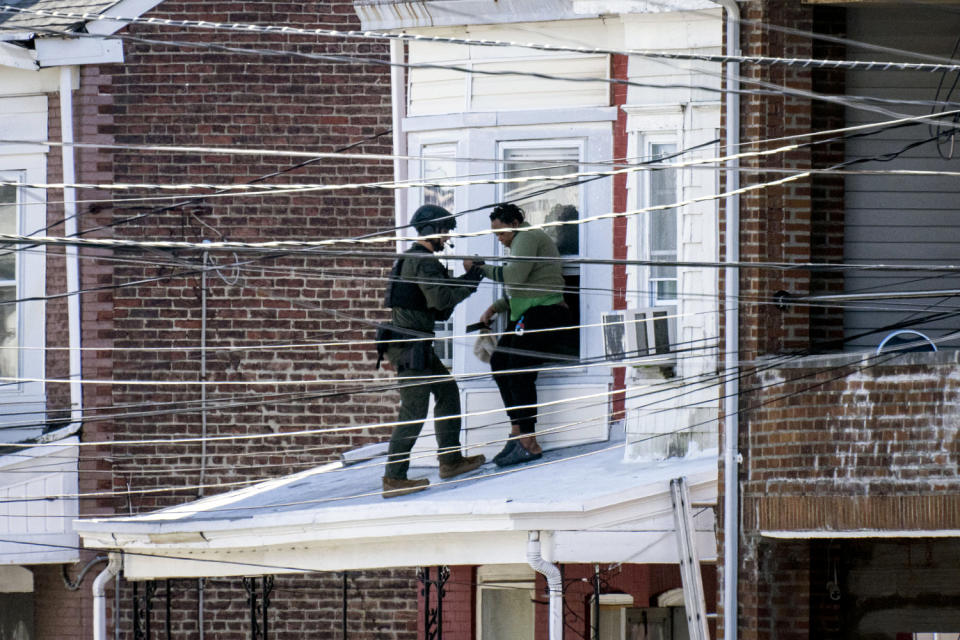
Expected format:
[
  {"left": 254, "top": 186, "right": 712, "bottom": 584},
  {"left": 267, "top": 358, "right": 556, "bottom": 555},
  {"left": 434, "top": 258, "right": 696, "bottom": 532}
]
[{"left": 480, "top": 305, "right": 498, "bottom": 326}]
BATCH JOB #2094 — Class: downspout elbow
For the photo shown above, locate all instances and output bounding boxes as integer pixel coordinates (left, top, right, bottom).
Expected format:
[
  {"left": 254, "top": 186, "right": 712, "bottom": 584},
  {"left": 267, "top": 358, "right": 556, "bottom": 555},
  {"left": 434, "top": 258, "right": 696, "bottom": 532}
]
[
  {"left": 93, "top": 554, "right": 121, "bottom": 640},
  {"left": 527, "top": 531, "right": 562, "bottom": 640}
]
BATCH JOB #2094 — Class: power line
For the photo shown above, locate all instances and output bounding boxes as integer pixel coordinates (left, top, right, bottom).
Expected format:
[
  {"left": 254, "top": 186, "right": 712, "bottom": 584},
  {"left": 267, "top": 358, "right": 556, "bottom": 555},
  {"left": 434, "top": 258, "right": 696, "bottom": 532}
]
[{"left": 5, "top": 3, "right": 960, "bottom": 75}]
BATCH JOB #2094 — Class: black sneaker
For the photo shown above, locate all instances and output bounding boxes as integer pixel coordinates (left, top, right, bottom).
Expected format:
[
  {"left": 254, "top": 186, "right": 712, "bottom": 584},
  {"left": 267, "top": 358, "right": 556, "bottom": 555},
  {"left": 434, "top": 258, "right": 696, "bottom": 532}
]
[
  {"left": 492, "top": 440, "right": 518, "bottom": 465},
  {"left": 494, "top": 442, "right": 543, "bottom": 468}
]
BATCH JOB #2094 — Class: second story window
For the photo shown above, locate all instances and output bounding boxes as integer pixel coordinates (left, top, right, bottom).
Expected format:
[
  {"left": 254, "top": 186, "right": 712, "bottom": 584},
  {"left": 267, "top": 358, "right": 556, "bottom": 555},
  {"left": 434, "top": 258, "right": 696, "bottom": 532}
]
[
  {"left": 0, "top": 183, "right": 17, "bottom": 379},
  {"left": 421, "top": 143, "right": 457, "bottom": 366},
  {"left": 646, "top": 142, "right": 679, "bottom": 306}
]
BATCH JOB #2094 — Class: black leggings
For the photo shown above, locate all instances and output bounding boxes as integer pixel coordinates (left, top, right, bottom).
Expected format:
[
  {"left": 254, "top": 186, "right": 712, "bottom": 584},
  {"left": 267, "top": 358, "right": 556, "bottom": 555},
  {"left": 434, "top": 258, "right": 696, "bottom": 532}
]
[{"left": 489, "top": 304, "right": 573, "bottom": 435}]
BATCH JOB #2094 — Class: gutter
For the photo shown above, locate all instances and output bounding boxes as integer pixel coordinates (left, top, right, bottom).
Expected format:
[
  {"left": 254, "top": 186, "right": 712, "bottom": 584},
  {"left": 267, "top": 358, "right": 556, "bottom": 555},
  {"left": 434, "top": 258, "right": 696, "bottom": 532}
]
[{"left": 527, "top": 531, "right": 562, "bottom": 640}]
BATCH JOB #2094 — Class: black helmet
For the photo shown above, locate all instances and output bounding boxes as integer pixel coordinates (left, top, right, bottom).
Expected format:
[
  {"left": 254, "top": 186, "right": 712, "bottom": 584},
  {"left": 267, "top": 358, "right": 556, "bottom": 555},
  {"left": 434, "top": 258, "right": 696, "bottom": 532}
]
[{"left": 410, "top": 204, "right": 456, "bottom": 235}]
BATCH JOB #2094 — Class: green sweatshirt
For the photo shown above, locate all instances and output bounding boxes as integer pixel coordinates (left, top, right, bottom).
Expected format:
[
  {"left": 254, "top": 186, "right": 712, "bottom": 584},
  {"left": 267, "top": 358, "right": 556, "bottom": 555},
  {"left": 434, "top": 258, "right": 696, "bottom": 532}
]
[{"left": 481, "top": 223, "right": 565, "bottom": 321}]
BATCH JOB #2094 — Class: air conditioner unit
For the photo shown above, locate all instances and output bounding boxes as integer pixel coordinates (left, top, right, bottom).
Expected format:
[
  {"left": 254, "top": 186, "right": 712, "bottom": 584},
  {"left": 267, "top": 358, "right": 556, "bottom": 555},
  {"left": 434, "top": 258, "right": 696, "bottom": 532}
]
[{"left": 602, "top": 307, "right": 675, "bottom": 365}]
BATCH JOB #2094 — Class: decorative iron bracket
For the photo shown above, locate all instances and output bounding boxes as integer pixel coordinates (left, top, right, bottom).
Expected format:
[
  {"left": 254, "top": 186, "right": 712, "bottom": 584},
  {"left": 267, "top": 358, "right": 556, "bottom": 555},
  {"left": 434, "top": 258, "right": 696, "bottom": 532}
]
[
  {"left": 243, "top": 576, "right": 275, "bottom": 640},
  {"left": 417, "top": 566, "right": 450, "bottom": 640}
]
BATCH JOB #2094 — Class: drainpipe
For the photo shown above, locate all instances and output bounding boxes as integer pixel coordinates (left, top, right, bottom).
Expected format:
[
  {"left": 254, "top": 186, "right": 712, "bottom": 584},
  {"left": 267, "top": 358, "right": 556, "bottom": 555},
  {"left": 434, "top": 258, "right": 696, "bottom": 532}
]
[
  {"left": 710, "top": 2, "right": 741, "bottom": 640},
  {"left": 59, "top": 65, "right": 83, "bottom": 428},
  {"left": 390, "top": 39, "right": 407, "bottom": 241},
  {"left": 527, "top": 531, "right": 562, "bottom": 640},
  {"left": 93, "top": 553, "right": 121, "bottom": 640}
]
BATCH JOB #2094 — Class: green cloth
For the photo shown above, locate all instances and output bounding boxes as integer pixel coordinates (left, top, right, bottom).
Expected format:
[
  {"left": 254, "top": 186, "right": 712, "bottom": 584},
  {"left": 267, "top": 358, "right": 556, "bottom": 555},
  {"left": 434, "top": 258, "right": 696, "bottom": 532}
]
[{"left": 481, "top": 224, "right": 565, "bottom": 321}]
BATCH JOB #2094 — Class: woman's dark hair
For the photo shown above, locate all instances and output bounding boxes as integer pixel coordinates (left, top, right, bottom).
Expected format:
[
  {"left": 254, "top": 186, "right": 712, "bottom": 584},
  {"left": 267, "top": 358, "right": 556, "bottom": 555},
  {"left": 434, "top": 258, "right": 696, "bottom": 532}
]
[{"left": 489, "top": 202, "right": 524, "bottom": 225}]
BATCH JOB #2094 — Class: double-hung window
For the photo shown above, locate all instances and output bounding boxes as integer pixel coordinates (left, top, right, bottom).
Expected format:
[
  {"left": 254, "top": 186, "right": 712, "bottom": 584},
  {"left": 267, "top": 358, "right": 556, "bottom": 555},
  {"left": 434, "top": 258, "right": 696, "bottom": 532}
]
[
  {"left": 645, "top": 141, "right": 679, "bottom": 307},
  {"left": 420, "top": 143, "right": 458, "bottom": 366},
  {"left": 498, "top": 141, "right": 584, "bottom": 355},
  {"left": 0, "top": 170, "right": 46, "bottom": 442}
]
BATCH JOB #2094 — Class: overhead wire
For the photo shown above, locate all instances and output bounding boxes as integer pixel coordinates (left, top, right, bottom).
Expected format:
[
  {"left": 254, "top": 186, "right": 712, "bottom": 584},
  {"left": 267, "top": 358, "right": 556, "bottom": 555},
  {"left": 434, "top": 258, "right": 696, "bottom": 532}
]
[{"left": 5, "top": 3, "right": 960, "bottom": 74}]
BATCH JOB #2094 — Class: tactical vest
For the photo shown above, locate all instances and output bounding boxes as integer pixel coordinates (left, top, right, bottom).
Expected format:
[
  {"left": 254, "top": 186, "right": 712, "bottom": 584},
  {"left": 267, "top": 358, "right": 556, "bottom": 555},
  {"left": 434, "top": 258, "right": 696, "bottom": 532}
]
[{"left": 384, "top": 245, "right": 431, "bottom": 311}]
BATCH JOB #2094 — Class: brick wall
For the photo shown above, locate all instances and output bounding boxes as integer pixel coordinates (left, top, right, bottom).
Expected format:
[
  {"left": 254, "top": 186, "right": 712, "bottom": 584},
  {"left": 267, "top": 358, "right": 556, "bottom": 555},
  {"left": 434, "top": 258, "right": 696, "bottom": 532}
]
[
  {"left": 744, "top": 352, "right": 960, "bottom": 532},
  {"left": 64, "top": 1, "right": 418, "bottom": 638}
]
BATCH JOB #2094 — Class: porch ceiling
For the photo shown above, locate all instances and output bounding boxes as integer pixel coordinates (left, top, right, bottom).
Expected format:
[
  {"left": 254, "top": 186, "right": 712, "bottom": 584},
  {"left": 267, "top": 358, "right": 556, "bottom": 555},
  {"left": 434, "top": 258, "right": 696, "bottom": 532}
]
[{"left": 76, "top": 444, "right": 718, "bottom": 579}]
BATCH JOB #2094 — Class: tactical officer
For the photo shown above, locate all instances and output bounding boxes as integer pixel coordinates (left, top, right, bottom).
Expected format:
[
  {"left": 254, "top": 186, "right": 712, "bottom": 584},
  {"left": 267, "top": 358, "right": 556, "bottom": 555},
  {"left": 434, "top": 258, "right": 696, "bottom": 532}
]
[{"left": 379, "top": 204, "right": 486, "bottom": 497}]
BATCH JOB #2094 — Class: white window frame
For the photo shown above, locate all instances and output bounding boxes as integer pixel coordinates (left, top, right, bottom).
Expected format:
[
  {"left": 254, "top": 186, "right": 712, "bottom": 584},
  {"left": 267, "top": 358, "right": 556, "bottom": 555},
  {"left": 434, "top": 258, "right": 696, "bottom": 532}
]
[
  {"left": 416, "top": 141, "right": 460, "bottom": 367},
  {"left": 639, "top": 134, "right": 681, "bottom": 309},
  {"left": 0, "top": 160, "right": 47, "bottom": 441},
  {"left": 475, "top": 564, "right": 536, "bottom": 640},
  {"left": 476, "top": 126, "right": 612, "bottom": 380}
]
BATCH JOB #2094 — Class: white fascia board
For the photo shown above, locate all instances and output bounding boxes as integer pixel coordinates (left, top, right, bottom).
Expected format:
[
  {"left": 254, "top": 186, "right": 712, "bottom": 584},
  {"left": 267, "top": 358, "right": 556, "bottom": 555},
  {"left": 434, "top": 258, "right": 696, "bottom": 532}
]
[
  {"left": 355, "top": 0, "right": 597, "bottom": 30},
  {"left": 572, "top": 0, "right": 716, "bottom": 13},
  {"left": 35, "top": 37, "right": 123, "bottom": 67},
  {"left": 85, "top": 0, "right": 167, "bottom": 35},
  {"left": 551, "top": 529, "right": 716, "bottom": 564},
  {"left": 762, "top": 529, "right": 960, "bottom": 539},
  {"left": 0, "top": 41, "right": 38, "bottom": 70}
]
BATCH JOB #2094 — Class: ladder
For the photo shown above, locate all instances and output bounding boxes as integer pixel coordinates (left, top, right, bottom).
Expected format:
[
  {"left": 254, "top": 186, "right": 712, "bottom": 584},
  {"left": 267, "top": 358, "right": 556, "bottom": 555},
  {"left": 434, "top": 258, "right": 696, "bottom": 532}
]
[{"left": 670, "top": 476, "right": 710, "bottom": 640}]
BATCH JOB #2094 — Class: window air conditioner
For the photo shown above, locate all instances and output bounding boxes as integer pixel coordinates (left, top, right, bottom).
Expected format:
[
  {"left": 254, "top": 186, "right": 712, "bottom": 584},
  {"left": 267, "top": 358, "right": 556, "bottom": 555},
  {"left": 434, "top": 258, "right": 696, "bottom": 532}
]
[{"left": 602, "top": 308, "right": 675, "bottom": 366}]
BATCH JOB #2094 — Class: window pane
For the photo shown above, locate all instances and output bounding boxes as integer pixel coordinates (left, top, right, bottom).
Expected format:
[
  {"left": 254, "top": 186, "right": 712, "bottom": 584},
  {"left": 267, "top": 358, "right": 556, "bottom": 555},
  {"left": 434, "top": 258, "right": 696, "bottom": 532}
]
[
  {"left": 0, "top": 285, "right": 16, "bottom": 377},
  {"left": 421, "top": 145, "right": 457, "bottom": 365},
  {"left": 649, "top": 144, "right": 678, "bottom": 303},
  {"left": 0, "top": 185, "right": 15, "bottom": 282},
  {"left": 481, "top": 587, "right": 534, "bottom": 640},
  {"left": 502, "top": 147, "right": 580, "bottom": 255}
]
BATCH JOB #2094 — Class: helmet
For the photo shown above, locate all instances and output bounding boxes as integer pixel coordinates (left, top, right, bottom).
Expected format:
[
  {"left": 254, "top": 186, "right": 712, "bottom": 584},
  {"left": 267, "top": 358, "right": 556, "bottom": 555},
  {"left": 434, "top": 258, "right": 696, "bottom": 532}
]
[{"left": 410, "top": 204, "right": 456, "bottom": 236}]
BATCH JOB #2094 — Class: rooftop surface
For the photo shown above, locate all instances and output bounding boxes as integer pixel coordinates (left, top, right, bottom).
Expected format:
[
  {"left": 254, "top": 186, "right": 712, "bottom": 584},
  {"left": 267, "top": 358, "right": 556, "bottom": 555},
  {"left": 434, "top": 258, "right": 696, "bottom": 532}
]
[
  {"left": 0, "top": 0, "right": 119, "bottom": 30},
  {"left": 78, "top": 440, "right": 718, "bottom": 534}
]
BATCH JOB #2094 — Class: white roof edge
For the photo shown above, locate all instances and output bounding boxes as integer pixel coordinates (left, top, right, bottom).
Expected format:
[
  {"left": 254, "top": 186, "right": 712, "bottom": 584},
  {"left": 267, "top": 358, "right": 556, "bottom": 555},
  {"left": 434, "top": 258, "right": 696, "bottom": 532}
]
[
  {"left": 0, "top": 40, "right": 38, "bottom": 69},
  {"left": 354, "top": 0, "right": 597, "bottom": 31},
  {"left": 762, "top": 529, "right": 960, "bottom": 539},
  {"left": 76, "top": 465, "right": 717, "bottom": 551}
]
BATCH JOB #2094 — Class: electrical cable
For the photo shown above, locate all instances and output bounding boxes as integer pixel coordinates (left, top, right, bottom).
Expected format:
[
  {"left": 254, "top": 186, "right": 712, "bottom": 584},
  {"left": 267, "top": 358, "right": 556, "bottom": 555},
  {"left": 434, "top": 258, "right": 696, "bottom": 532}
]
[{"left": 5, "top": 3, "right": 960, "bottom": 75}]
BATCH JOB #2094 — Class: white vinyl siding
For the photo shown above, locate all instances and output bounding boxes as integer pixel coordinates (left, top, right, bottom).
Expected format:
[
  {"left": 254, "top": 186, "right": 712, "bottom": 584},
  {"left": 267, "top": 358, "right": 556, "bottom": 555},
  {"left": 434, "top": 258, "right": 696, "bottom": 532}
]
[
  {"left": 407, "top": 21, "right": 609, "bottom": 116},
  {"left": 843, "top": 9, "right": 960, "bottom": 350}
]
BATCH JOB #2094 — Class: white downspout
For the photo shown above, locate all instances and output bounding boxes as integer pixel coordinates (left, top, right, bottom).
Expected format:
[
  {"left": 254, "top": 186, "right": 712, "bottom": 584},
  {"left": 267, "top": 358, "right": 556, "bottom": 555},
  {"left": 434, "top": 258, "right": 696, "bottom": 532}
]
[
  {"left": 93, "top": 553, "right": 121, "bottom": 640},
  {"left": 390, "top": 39, "right": 408, "bottom": 240},
  {"left": 711, "top": 2, "right": 741, "bottom": 640},
  {"left": 59, "top": 66, "right": 83, "bottom": 428},
  {"left": 527, "top": 531, "right": 562, "bottom": 640}
]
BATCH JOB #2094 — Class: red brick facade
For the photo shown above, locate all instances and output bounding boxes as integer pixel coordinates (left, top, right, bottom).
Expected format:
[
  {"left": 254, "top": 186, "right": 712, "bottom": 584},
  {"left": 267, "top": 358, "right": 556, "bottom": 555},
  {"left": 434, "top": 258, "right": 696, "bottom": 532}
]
[
  {"left": 727, "top": 3, "right": 960, "bottom": 639},
  {"left": 32, "top": 1, "right": 419, "bottom": 638},
  {"left": 427, "top": 563, "right": 716, "bottom": 640}
]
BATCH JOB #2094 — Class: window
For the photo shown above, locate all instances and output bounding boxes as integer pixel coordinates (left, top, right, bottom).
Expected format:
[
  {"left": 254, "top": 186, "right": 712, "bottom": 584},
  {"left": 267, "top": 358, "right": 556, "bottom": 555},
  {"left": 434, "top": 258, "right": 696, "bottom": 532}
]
[
  {"left": 0, "top": 183, "right": 18, "bottom": 378},
  {"left": 0, "top": 170, "right": 46, "bottom": 441},
  {"left": 476, "top": 565, "right": 535, "bottom": 640},
  {"left": 645, "top": 142, "right": 678, "bottom": 306},
  {"left": 498, "top": 142, "right": 583, "bottom": 354},
  {"left": 420, "top": 144, "right": 458, "bottom": 366}
]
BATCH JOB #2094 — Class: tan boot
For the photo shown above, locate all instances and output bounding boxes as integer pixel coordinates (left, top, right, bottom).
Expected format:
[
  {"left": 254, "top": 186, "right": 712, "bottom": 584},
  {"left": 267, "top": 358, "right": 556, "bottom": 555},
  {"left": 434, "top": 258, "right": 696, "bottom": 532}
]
[
  {"left": 439, "top": 454, "right": 486, "bottom": 479},
  {"left": 382, "top": 476, "right": 429, "bottom": 498}
]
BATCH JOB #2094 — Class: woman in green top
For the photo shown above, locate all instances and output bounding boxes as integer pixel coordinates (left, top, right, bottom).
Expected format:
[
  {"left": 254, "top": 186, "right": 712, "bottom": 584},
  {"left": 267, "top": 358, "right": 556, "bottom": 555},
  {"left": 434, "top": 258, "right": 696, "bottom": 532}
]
[{"left": 479, "top": 203, "right": 575, "bottom": 467}]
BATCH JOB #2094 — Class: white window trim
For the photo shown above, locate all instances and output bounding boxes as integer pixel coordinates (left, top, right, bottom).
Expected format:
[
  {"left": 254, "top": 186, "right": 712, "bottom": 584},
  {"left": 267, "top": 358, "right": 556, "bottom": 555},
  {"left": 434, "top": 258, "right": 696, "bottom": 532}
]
[
  {"left": 0, "top": 158, "right": 47, "bottom": 440},
  {"left": 476, "top": 564, "right": 536, "bottom": 640},
  {"left": 640, "top": 134, "right": 681, "bottom": 308}
]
